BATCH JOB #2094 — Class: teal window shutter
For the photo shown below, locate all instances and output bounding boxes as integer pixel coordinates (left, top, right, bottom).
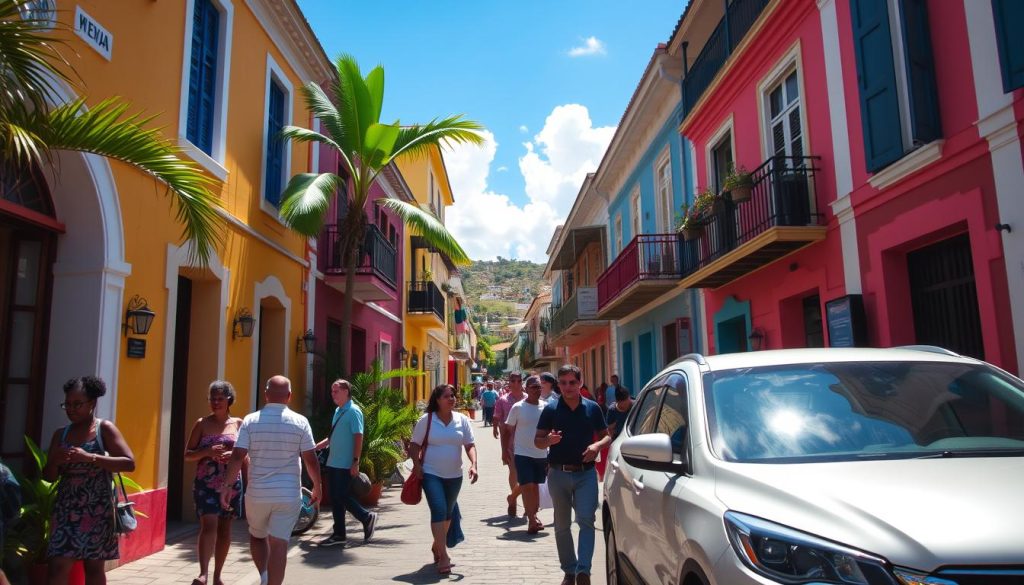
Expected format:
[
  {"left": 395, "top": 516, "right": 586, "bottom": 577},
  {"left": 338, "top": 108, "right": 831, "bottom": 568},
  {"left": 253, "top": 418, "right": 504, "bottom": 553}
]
[
  {"left": 899, "top": 0, "right": 941, "bottom": 144},
  {"left": 264, "top": 81, "right": 285, "bottom": 207},
  {"left": 186, "top": 0, "right": 219, "bottom": 155},
  {"left": 992, "top": 0, "right": 1024, "bottom": 92},
  {"left": 850, "top": 0, "right": 903, "bottom": 172}
]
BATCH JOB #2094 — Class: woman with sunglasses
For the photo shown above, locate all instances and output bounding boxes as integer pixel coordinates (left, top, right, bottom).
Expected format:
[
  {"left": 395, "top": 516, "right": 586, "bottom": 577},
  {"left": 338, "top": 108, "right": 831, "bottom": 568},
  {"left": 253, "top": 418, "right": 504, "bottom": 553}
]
[
  {"left": 43, "top": 376, "right": 135, "bottom": 585},
  {"left": 408, "top": 384, "right": 479, "bottom": 575},
  {"left": 184, "top": 381, "right": 244, "bottom": 585}
]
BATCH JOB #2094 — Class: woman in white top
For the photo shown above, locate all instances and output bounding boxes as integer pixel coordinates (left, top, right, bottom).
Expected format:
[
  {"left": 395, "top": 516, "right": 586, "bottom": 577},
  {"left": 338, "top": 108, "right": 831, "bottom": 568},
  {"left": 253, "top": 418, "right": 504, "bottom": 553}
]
[{"left": 408, "top": 384, "right": 479, "bottom": 574}]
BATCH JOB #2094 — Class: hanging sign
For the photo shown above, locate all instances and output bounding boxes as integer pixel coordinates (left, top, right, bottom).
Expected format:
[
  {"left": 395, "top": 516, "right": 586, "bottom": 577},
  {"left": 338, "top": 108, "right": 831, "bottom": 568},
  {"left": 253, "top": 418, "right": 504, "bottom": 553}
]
[{"left": 74, "top": 6, "right": 112, "bottom": 61}]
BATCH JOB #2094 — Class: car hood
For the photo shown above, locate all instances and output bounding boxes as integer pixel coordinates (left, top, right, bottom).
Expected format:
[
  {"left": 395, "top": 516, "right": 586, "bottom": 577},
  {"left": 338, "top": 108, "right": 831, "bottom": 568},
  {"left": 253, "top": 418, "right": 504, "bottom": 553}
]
[{"left": 714, "top": 456, "right": 1024, "bottom": 571}]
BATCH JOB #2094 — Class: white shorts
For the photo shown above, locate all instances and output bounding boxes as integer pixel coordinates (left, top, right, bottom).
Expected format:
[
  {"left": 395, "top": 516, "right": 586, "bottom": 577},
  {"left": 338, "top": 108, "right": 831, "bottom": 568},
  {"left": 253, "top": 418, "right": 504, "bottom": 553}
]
[{"left": 245, "top": 499, "right": 301, "bottom": 541}]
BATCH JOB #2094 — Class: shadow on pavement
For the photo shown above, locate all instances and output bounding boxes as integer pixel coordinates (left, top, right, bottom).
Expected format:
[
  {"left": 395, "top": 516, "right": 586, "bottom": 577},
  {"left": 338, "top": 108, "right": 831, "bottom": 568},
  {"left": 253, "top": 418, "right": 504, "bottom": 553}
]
[
  {"left": 477, "top": 514, "right": 528, "bottom": 528},
  {"left": 392, "top": 564, "right": 466, "bottom": 583},
  {"left": 496, "top": 529, "right": 551, "bottom": 542}
]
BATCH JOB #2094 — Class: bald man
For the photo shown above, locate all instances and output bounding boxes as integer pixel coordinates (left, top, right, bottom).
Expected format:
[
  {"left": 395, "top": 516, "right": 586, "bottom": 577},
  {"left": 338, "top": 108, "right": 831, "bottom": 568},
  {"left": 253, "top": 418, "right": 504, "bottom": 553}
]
[{"left": 221, "top": 375, "right": 321, "bottom": 585}]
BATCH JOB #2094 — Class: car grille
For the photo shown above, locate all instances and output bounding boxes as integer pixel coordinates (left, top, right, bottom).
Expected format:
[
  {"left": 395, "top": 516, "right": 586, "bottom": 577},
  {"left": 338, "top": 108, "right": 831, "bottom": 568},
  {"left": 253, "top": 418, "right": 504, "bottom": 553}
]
[{"left": 934, "top": 567, "right": 1024, "bottom": 585}]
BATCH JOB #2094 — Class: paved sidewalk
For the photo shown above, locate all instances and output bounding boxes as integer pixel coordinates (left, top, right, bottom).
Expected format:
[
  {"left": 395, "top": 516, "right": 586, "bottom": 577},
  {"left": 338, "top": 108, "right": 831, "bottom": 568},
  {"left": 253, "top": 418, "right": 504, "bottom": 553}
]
[{"left": 108, "top": 413, "right": 606, "bottom": 584}]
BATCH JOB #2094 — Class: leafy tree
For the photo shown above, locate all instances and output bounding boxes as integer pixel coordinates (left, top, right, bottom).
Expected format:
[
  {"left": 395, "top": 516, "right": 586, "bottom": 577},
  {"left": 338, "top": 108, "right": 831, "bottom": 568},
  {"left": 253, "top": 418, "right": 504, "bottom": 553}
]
[
  {"left": 0, "top": 1, "right": 222, "bottom": 263},
  {"left": 279, "top": 55, "right": 483, "bottom": 375}
]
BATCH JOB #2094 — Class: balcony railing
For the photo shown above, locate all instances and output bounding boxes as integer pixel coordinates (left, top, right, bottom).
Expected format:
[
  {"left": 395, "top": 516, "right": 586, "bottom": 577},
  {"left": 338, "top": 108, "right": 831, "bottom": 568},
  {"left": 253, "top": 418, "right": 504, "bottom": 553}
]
[
  {"left": 408, "top": 280, "right": 445, "bottom": 321},
  {"left": 680, "top": 156, "right": 822, "bottom": 284},
  {"left": 549, "top": 287, "right": 600, "bottom": 340},
  {"left": 682, "top": 0, "right": 770, "bottom": 119},
  {"left": 321, "top": 224, "right": 398, "bottom": 287},
  {"left": 597, "top": 234, "right": 682, "bottom": 311}
]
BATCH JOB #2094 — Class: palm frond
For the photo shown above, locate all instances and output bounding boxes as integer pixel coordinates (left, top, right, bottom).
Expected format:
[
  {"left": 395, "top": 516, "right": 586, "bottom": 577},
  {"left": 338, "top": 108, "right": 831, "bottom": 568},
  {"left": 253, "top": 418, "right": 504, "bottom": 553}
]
[
  {"left": 388, "top": 115, "right": 485, "bottom": 163},
  {"left": 298, "top": 82, "right": 355, "bottom": 156},
  {"left": 378, "top": 198, "right": 471, "bottom": 265},
  {"left": 40, "top": 97, "right": 224, "bottom": 265},
  {"left": 277, "top": 172, "right": 339, "bottom": 237},
  {"left": 332, "top": 54, "right": 373, "bottom": 156},
  {"left": 0, "top": 0, "right": 78, "bottom": 114}
]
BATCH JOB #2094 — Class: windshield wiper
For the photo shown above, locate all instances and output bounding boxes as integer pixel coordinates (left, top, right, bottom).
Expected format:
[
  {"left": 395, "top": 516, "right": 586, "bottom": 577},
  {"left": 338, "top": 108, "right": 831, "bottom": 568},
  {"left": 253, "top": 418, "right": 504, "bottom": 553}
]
[{"left": 913, "top": 449, "right": 1024, "bottom": 459}]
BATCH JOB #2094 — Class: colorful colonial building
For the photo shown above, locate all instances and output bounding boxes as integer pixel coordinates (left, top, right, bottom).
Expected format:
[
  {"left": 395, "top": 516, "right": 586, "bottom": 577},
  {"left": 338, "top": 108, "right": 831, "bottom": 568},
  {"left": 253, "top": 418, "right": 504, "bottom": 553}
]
[{"left": 0, "top": 0, "right": 332, "bottom": 562}]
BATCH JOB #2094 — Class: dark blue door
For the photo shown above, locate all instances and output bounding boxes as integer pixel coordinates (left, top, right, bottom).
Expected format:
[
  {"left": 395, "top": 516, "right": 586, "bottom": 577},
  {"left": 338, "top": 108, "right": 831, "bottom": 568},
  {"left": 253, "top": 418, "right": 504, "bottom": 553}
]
[
  {"left": 621, "top": 340, "right": 634, "bottom": 397},
  {"left": 638, "top": 332, "right": 655, "bottom": 389}
]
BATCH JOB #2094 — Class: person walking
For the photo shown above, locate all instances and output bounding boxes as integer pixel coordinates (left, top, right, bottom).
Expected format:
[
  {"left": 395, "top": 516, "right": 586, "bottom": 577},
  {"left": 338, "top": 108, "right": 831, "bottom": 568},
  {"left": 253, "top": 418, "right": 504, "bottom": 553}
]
[
  {"left": 184, "top": 381, "right": 244, "bottom": 585},
  {"left": 408, "top": 384, "right": 479, "bottom": 575},
  {"left": 505, "top": 375, "right": 549, "bottom": 533},
  {"left": 535, "top": 365, "right": 609, "bottom": 585},
  {"left": 493, "top": 371, "right": 525, "bottom": 517},
  {"left": 596, "top": 386, "right": 634, "bottom": 481},
  {"left": 44, "top": 376, "right": 136, "bottom": 585},
  {"left": 606, "top": 374, "right": 631, "bottom": 405},
  {"left": 539, "top": 372, "right": 558, "bottom": 403},
  {"left": 481, "top": 382, "right": 499, "bottom": 426},
  {"left": 220, "top": 376, "right": 321, "bottom": 585},
  {"left": 315, "top": 379, "right": 378, "bottom": 548}
]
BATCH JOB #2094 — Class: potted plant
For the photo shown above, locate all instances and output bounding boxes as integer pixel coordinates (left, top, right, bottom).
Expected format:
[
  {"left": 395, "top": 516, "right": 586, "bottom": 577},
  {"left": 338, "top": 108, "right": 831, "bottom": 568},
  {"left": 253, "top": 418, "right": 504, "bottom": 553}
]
[
  {"left": 675, "top": 203, "right": 704, "bottom": 241},
  {"left": 723, "top": 164, "right": 754, "bottom": 203},
  {"left": 458, "top": 384, "right": 476, "bottom": 420}
]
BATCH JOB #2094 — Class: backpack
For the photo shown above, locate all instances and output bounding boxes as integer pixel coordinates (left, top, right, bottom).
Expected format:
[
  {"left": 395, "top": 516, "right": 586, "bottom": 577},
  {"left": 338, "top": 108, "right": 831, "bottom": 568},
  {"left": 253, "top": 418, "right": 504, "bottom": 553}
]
[{"left": 0, "top": 460, "right": 21, "bottom": 523}]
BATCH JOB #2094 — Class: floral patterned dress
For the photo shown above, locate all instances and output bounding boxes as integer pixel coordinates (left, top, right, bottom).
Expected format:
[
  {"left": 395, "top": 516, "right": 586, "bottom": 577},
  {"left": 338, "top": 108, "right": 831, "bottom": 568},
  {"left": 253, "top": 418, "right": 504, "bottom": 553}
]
[
  {"left": 193, "top": 433, "right": 242, "bottom": 518},
  {"left": 48, "top": 426, "right": 118, "bottom": 560}
]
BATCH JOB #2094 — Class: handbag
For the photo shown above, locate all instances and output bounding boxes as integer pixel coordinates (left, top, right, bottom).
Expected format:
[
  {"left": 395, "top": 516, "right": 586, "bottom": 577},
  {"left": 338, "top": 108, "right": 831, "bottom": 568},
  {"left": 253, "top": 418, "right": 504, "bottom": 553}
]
[
  {"left": 92, "top": 419, "right": 137, "bottom": 535},
  {"left": 317, "top": 411, "right": 343, "bottom": 468},
  {"left": 400, "top": 413, "right": 432, "bottom": 505}
]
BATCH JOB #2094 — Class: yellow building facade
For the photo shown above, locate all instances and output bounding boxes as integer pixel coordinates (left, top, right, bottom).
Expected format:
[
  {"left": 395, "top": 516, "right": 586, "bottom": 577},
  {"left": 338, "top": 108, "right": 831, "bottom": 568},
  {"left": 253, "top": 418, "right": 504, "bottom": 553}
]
[{"left": 0, "top": 0, "right": 332, "bottom": 561}]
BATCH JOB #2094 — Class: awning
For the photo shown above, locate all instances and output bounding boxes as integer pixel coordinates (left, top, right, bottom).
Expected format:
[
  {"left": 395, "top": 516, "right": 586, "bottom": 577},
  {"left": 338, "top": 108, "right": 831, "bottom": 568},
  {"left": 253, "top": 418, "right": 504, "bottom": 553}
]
[
  {"left": 491, "top": 341, "right": 513, "bottom": 351},
  {"left": 549, "top": 226, "right": 606, "bottom": 270}
]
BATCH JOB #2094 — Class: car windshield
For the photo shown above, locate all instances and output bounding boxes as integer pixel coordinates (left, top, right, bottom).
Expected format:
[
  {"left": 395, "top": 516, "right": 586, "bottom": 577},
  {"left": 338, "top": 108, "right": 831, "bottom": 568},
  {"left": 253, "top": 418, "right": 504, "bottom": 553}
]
[{"left": 704, "top": 361, "right": 1024, "bottom": 463}]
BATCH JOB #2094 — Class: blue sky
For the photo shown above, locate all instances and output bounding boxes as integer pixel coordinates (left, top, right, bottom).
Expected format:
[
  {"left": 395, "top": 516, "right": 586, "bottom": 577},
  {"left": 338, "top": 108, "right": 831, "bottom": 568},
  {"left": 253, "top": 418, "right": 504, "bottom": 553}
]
[{"left": 297, "top": 0, "right": 685, "bottom": 261}]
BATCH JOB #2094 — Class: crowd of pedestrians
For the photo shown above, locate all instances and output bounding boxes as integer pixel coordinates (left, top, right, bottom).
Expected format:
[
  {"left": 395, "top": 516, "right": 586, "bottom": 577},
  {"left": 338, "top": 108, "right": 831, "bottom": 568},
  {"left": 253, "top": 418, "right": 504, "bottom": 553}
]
[{"left": 0, "top": 365, "right": 634, "bottom": 585}]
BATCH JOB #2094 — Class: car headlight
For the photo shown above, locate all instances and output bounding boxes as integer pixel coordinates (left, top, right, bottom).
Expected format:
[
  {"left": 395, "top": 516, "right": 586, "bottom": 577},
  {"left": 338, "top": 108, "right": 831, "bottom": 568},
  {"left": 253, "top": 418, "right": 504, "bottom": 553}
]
[{"left": 724, "top": 511, "right": 898, "bottom": 584}]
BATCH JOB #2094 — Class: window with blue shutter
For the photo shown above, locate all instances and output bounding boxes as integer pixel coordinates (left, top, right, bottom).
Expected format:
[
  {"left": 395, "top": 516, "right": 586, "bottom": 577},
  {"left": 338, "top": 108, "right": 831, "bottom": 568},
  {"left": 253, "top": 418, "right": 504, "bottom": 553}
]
[
  {"left": 850, "top": 0, "right": 903, "bottom": 172},
  {"left": 993, "top": 0, "right": 1024, "bottom": 92},
  {"left": 899, "top": 0, "right": 941, "bottom": 144},
  {"left": 186, "top": 0, "right": 219, "bottom": 155},
  {"left": 264, "top": 80, "right": 286, "bottom": 207}
]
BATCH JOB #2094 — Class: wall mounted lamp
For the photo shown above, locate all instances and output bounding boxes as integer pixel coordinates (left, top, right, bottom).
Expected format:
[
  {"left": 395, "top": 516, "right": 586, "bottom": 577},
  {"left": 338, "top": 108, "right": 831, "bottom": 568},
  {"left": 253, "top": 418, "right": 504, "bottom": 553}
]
[
  {"left": 748, "top": 327, "right": 766, "bottom": 351},
  {"left": 296, "top": 329, "right": 316, "bottom": 354},
  {"left": 398, "top": 346, "right": 409, "bottom": 363},
  {"left": 122, "top": 295, "right": 156, "bottom": 336},
  {"left": 233, "top": 308, "right": 256, "bottom": 339}
]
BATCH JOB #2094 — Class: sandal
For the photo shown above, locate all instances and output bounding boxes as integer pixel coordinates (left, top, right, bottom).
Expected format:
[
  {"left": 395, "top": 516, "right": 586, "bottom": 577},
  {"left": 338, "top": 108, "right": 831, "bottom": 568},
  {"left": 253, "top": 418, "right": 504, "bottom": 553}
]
[{"left": 437, "top": 557, "right": 453, "bottom": 574}]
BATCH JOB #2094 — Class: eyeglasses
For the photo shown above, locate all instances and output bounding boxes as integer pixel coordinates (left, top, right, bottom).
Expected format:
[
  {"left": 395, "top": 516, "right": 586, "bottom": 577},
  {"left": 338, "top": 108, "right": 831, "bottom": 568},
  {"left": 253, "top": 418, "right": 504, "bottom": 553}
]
[{"left": 60, "top": 400, "right": 92, "bottom": 411}]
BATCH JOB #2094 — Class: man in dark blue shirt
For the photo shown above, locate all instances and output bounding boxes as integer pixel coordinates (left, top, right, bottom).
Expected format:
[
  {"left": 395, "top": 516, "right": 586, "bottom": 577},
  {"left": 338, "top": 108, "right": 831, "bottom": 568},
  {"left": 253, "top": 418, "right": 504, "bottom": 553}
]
[{"left": 535, "top": 365, "right": 608, "bottom": 585}]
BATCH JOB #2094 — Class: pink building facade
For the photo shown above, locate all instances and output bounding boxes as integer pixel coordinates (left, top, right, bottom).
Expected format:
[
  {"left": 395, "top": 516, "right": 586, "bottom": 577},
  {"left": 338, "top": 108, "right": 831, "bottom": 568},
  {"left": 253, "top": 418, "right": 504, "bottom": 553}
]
[{"left": 674, "top": 0, "right": 1020, "bottom": 374}]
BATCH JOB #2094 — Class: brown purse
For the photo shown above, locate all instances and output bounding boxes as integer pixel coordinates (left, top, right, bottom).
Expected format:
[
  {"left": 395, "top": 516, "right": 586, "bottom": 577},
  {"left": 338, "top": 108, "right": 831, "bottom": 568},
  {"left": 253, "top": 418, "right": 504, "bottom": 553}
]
[{"left": 400, "top": 413, "right": 432, "bottom": 505}]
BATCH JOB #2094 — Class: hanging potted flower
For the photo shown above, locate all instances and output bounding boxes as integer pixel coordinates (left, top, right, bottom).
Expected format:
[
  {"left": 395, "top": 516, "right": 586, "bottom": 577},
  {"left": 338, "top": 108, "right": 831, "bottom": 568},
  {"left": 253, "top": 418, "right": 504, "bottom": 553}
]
[
  {"left": 675, "top": 203, "right": 704, "bottom": 241},
  {"left": 723, "top": 164, "right": 754, "bottom": 203}
]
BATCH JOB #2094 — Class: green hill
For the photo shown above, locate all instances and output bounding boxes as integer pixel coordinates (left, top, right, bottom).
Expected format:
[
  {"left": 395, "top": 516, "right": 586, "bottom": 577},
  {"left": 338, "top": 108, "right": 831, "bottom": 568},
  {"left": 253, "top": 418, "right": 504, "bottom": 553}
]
[{"left": 460, "top": 257, "right": 547, "bottom": 336}]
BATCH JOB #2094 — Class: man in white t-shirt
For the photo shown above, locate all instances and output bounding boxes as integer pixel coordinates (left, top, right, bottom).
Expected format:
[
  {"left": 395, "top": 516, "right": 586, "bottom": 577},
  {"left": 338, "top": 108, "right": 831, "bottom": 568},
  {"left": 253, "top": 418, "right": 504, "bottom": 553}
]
[
  {"left": 505, "top": 374, "right": 549, "bottom": 534},
  {"left": 221, "top": 375, "right": 320, "bottom": 585}
]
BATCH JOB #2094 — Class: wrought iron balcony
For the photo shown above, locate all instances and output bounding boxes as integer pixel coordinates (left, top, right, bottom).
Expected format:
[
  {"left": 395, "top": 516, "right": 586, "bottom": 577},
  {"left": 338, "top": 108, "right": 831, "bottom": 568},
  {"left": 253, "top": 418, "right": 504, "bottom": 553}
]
[
  {"left": 408, "top": 280, "right": 445, "bottom": 323},
  {"left": 679, "top": 156, "right": 826, "bottom": 289},
  {"left": 549, "top": 287, "right": 606, "bottom": 344},
  {"left": 320, "top": 224, "right": 398, "bottom": 301},
  {"left": 682, "top": 0, "right": 770, "bottom": 119},
  {"left": 596, "top": 234, "right": 682, "bottom": 319}
]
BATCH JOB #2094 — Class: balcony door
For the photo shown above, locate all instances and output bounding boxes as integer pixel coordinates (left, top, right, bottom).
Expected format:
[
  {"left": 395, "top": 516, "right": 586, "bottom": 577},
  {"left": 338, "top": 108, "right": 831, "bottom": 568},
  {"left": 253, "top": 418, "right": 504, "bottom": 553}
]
[{"left": 766, "top": 69, "right": 804, "bottom": 162}]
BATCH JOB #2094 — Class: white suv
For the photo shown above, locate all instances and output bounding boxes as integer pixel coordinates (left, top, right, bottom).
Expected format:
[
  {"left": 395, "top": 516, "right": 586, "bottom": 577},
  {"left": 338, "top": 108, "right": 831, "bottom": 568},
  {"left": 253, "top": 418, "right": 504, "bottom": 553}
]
[{"left": 603, "top": 347, "right": 1024, "bottom": 585}]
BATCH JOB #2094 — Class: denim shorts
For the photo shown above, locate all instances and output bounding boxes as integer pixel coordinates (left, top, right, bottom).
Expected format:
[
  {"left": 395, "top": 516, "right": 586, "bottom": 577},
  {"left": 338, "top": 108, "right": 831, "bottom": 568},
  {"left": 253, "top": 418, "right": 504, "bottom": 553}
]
[
  {"left": 514, "top": 455, "right": 548, "bottom": 485},
  {"left": 421, "top": 473, "right": 462, "bottom": 523}
]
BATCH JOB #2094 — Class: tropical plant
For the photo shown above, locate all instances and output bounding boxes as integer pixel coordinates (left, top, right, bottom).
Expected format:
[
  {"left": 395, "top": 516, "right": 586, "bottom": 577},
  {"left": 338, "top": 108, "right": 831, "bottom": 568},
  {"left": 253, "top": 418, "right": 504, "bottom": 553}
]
[
  {"left": 347, "top": 360, "right": 422, "bottom": 484},
  {"left": 278, "top": 55, "right": 484, "bottom": 376},
  {"left": 723, "top": 164, "right": 753, "bottom": 190},
  {"left": 0, "top": 0, "right": 223, "bottom": 264},
  {"left": 693, "top": 187, "right": 719, "bottom": 215}
]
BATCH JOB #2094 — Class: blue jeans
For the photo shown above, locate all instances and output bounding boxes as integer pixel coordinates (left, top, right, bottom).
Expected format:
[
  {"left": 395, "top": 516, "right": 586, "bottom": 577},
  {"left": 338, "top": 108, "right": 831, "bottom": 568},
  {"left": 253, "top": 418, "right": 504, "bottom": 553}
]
[
  {"left": 421, "top": 473, "right": 462, "bottom": 523},
  {"left": 327, "top": 466, "right": 371, "bottom": 539},
  {"left": 547, "top": 467, "right": 599, "bottom": 575},
  {"left": 483, "top": 406, "right": 495, "bottom": 425}
]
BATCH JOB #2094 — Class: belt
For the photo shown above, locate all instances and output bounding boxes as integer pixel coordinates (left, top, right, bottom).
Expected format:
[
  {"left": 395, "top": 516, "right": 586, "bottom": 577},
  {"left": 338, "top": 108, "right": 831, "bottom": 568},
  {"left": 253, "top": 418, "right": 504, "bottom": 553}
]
[{"left": 555, "top": 462, "right": 595, "bottom": 472}]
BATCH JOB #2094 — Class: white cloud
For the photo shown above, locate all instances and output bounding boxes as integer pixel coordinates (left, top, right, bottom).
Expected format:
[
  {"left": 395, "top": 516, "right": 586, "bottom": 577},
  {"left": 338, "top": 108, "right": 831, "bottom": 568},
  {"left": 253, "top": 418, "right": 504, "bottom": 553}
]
[
  {"left": 518, "top": 125, "right": 529, "bottom": 133},
  {"left": 496, "top": 165, "right": 509, "bottom": 172},
  {"left": 568, "top": 36, "right": 606, "bottom": 57},
  {"left": 445, "top": 106, "right": 615, "bottom": 263}
]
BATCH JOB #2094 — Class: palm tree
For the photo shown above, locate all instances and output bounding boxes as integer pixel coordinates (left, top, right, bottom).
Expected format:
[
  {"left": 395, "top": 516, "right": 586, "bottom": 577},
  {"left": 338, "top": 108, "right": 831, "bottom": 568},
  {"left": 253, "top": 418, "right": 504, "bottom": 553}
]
[
  {"left": 0, "top": 1, "right": 223, "bottom": 263},
  {"left": 279, "top": 54, "right": 483, "bottom": 376}
]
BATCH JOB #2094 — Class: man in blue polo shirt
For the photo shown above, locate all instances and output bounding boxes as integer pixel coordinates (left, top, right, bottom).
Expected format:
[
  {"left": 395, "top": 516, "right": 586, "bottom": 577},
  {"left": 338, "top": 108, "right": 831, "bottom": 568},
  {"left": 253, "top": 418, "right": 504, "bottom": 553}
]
[
  {"left": 315, "top": 379, "right": 378, "bottom": 548},
  {"left": 535, "top": 364, "right": 609, "bottom": 585}
]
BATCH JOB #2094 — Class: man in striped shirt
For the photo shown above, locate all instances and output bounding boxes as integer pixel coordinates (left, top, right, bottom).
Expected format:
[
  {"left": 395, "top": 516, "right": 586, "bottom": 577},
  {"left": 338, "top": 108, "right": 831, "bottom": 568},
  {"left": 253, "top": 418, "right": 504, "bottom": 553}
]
[{"left": 221, "top": 375, "right": 321, "bottom": 585}]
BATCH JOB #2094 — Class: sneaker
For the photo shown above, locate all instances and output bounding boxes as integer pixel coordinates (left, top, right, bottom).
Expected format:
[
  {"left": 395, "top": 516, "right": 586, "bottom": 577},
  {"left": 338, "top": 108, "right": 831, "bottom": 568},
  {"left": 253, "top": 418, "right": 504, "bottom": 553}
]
[
  {"left": 560, "top": 573, "right": 575, "bottom": 585},
  {"left": 316, "top": 533, "right": 347, "bottom": 547},
  {"left": 575, "top": 574, "right": 590, "bottom": 585},
  {"left": 363, "top": 512, "right": 378, "bottom": 543}
]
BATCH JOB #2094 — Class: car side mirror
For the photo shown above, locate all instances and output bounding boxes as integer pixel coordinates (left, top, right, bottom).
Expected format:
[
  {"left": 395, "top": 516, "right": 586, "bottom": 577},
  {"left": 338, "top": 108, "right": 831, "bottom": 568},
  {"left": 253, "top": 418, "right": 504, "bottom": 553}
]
[{"left": 620, "top": 433, "right": 686, "bottom": 474}]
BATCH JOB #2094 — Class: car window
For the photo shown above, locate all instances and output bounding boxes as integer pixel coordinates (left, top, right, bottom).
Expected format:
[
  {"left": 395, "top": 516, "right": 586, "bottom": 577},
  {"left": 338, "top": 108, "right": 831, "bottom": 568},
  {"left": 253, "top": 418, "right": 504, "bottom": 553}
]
[
  {"left": 630, "top": 386, "right": 664, "bottom": 436},
  {"left": 655, "top": 376, "right": 687, "bottom": 460}
]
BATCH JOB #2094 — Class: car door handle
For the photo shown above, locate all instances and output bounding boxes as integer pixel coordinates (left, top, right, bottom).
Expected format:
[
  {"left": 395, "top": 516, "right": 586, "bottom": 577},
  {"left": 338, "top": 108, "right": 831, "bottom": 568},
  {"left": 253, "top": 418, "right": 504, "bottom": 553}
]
[
  {"left": 610, "top": 460, "right": 620, "bottom": 470},
  {"left": 632, "top": 477, "right": 644, "bottom": 492}
]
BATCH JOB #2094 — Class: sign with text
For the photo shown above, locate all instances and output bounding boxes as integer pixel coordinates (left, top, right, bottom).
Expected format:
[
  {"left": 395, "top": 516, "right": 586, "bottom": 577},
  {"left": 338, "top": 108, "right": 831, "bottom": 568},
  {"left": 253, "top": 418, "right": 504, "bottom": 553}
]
[
  {"left": 577, "top": 286, "right": 598, "bottom": 318},
  {"left": 75, "top": 6, "right": 112, "bottom": 61},
  {"left": 126, "top": 338, "right": 146, "bottom": 359},
  {"left": 825, "top": 295, "right": 867, "bottom": 348}
]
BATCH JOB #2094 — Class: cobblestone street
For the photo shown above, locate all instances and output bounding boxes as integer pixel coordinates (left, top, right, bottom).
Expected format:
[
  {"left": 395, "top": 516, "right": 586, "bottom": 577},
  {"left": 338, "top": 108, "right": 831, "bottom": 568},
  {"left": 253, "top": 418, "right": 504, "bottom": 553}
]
[{"left": 108, "top": 414, "right": 605, "bottom": 584}]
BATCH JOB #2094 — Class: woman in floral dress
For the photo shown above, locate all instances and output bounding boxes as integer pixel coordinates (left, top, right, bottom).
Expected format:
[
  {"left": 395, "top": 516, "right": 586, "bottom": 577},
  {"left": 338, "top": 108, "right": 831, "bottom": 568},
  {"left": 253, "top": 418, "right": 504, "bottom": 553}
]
[
  {"left": 184, "top": 381, "right": 243, "bottom": 585},
  {"left": 44, "top": 376, "right": 136, "bottom": 585}
]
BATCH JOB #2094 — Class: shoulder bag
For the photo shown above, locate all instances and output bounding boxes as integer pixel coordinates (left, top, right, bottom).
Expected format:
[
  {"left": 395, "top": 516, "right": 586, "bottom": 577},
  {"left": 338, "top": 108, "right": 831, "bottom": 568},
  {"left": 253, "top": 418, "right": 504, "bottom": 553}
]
[
  {"left": 317, "top": 410, "right": 342, "bottom": 468},
  {"left": 94, "top": 419, "right": 138, "bottom": 534},
  {"left": 400, "top": 413, "right": 432, "bottom": 505}
]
